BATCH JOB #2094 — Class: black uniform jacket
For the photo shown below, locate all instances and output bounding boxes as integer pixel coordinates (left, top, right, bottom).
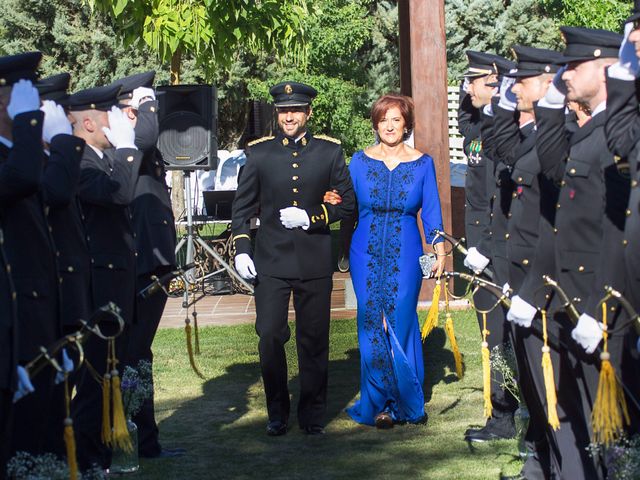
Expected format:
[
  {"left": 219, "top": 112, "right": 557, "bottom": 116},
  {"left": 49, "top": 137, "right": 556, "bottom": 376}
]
[
  {"left": 130, "top": 146, "right": 176, "bottom": 277},
  {"left": 232, "top": 131, "right": 355, "bottom": 280},
  {"left": 0, "top": 111, "right": 60, "bottom": 365},
  {"left": 458, "top": 91, "right": 492, "bottom": 257},
  {"left": 536, "top": 106, "right": 628, "bottom": 315},
  {"left": 77, "top": 145, "right": 142, "bottom": 324},
  {"left": 43, "top": 134, "right": 92, "bottom": 329},
  {"left": 0, "top": 229, "right": 17, "bottom": 391},
  {"left": 606, "top": 74, "right": 640, "bottom": 309}
]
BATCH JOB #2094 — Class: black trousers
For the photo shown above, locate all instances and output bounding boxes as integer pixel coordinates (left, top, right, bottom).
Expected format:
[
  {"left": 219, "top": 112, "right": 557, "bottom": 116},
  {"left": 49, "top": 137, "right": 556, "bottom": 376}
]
[
  {"left": 473, "top": 286, "right": 518, "bottom": 418},
  {"left": 71, "top": 325, "right": 130, "bottom": 471},
  {"left": 126, "top": 273, "right": 169, "bottom": 456},
  {"left": 254, "top": 274, "right": 332, "bottom": 428},
  {"left": 11, "top": 367, "right": 64, "bottom": 458},
  {"left": 1, "top": 388, "right": 12, "bottom": 480}
]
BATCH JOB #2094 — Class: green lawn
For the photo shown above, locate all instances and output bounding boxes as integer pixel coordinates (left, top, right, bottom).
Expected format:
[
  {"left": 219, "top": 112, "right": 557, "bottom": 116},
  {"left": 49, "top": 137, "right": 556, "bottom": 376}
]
[{"left": 140, "top": 309, "right": 523, "bottom": 479}]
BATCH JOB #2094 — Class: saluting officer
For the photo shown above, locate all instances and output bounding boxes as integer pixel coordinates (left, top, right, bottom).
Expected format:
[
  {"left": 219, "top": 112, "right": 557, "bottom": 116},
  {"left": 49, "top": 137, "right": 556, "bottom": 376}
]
[
  {"left": 36, "top": 73, "right": 90, "bottom": 335},
  {"left": 458, "top": 52, "right": 518, "bottom": 443},
  {"left": 66, "top": 83, "right": 143, "bottom": 470},
  {"left": 113, "top": 70, "right": 182, "bottom": 458},
  {"left": 491, "top": 45, "right": 563, "bottom": 480},
  {"left": 232, "top": 81, "right": 355, "bottom": 436},
  {"left": 0, "top": 52, "right": 64, "bottom": 458}
]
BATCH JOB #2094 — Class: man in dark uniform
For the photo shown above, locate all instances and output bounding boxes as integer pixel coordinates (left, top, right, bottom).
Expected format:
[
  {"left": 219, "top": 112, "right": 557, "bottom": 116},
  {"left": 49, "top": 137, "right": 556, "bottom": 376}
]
[
  {"left": 512, "top": 27, "right": 623, "bottom": 479},
  {"left": 458, "top": 52, "right": 518, "bottom": 443},
  {"left": 0, "top": 52, "right": 65, "bottom": 458},
  {"left": 232, "top": 81, "right": 355, "bottom": 436},
  {"left": 113, "top": 70, "right": 182, "bottom": 458},
  {"left": 36, "top": 73, "right": 91, "bottom": 336},
  {"left": 491, "top": 45, "right": 563, "bottom": 480},
  {"left": 67, "top": 83, "right": 143, "bottom": 470}
]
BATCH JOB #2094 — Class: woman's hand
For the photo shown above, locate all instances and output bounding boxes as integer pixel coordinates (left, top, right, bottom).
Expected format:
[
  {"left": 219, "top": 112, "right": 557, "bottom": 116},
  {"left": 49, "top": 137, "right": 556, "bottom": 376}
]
[
  {"left": 431, "top": 256, "right": 446, "bottom": 278},
  {"left": 323, "top": 189, "right": 342, "bottom": 205}
]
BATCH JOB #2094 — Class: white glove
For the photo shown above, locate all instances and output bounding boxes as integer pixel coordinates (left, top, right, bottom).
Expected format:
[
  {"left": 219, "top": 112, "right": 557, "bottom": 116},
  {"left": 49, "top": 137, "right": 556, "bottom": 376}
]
[
  {"left": 572, "top": 313, "right": 604, "bottom": 354},
  {"left": 130, "top": 87, "right": 156, "bottom": 109},
  {"left": 54, "top": 348, "right": 74, "bottom": 385},
  {"left": 538, "top": 66, "right": 567, "bottom": 109},
  {"left": 608, "top": 22, "right": 640, "bottom": 81},
  {"left": 463, "top": 247, "right": 490, "bottom": 274},
  {"left": 12, "top": 365, "right": 35, "bottom": 403},
  {"left": 503, "top": 282, "right": 511, "bottom": 295},
  {"left": 507, "top": 295, "right": 537, "bottom": 328},
  {"left": 235, "top": 253, "right": 257, "bottom": 281},
  {"left": 498, "top": 76, "right": 518, "bottom": 111},
  {"left": 102, "top": 106, "right": 137, "bottom": 149},
  {"left": 40, "top": 100, "right": 72, "bottom": 144},
  {"left": 462, "top": 78, "right": 470, "bottom": 93},
  {"left": 279, "top": 207, "right": 310, "bottom": 230},
  {"left": 482, "top": 103, "right": 494, "bottom": 117},
  {"left": 7, "top": 79, "right": 40, "bottom": 120}
]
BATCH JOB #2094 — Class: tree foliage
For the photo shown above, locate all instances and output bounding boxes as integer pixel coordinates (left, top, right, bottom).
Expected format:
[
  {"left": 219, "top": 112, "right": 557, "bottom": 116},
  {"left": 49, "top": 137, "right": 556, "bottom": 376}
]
[{"left": 539, "top": 0, "right": 631, "bottom": 32}]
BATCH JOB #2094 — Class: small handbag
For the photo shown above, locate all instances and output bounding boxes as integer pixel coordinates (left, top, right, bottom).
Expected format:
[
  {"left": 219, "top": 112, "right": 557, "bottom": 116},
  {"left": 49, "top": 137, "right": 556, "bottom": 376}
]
[{"left": 419, "top": 253, "right": 437, "bottom": 278}]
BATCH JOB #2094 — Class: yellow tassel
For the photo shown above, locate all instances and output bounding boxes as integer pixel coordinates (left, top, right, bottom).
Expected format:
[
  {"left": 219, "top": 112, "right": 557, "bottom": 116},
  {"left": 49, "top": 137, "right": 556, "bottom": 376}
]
[
  {"left": 540, "top": 310, "right": 560, "bottom": 430},
  {"left": 481, "top": 312, "right": 492, "bottom": 418},
  {"left": 442, "top": 287, "right": 464, "bottom": 378},
  {"left": 110, "top": 371, "right": 133, "bottom": 452},
  {"left": 421, "top": 279, "right": 441, "bottom": 340},
  {"left": 63, "top": 375, "right": 78, "bottom": 480},
  {"left": 193, "top": 312, "right": 201, "bottom": 355},
  {"left": 185, "top": 321, "right": 206, "bottom": 379},
  {"left": 64, "top": 419, "right": 78, "bottom": 480},
  {"left": 592, "top": 303, "right": 630, "bottom": 445},
  {"left": 100, "top": 373, "right": 111, "bottom": 445}
]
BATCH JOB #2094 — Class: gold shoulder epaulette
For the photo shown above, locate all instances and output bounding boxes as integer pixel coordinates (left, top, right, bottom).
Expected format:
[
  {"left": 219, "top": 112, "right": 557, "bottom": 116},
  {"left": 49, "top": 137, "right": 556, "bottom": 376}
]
[
  {"left": 314, "top": 134, "right": 341, "bottom": 145},
  {"left": 248, "top": 136, "right": 275, "bottom": 147}
]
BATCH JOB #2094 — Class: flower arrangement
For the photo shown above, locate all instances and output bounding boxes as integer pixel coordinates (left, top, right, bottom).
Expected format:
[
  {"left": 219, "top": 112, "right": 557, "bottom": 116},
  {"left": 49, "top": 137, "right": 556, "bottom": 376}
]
[
  {"left": 489, "top": 343, "right": 520, "bottom": 403},
  {"left": 120, "top": 360, "right": 153, "bottom": 419},
  {"left": 6, "top": 452, "right": 104, "bottom": 480},
  {"left": 589, "top": 434, "right": 640, "bottom": 479}
]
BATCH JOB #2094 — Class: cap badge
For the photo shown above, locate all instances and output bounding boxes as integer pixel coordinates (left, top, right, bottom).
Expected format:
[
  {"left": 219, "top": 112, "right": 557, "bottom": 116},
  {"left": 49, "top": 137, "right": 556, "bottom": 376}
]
[
  {"left": 594, "top": 49, "right": 602, "bottom": 57},
  {"left": 544, "top": 65, "right": 551, "bottom": 73},
  {"left": 284, "top": 84, "right": 293, "bottom": 95}
]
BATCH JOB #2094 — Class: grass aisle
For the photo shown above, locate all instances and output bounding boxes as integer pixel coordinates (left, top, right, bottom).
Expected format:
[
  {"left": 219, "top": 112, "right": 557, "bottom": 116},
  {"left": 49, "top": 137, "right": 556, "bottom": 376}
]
[{"left": 141, "top": 309, "right": 523, "bottom": 479}]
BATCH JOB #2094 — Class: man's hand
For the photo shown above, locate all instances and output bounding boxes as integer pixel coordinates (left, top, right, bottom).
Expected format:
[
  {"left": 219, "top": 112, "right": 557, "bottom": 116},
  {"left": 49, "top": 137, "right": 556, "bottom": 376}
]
[
  {"left": 609, "top": 22, "right": 640, "bottom": 80},
  {"left": 538, "top": 66, "right": 567, "bottom": 109},
  {"left": 506, "top": 295, "right": 537, "bottom": 328},
  {"left": 130, "top": 87, "right": 156, "bottom": 109},
  {"left": 571, "top": 313, "right": 604, "bottom": 354},
  {"left": 7, "top": 79, "right": 40, "bottom": 120},
  {"left": 323, "top": 189, "right": 342, "bottom": 205},
  {"left": 498, "top": 76, "right": 517, "bottom": 111},
  {"left": 279, "top": 207, "right": 310, "bottom": 229},
  {"left": 102, "top": 106, "right": 137, "bottom": 149},
  {"left": 463, "top": 247, "right": 490, "bottom": 274},
  {"left": 41, "top": 100, "right": 72, "bottom": 144},
  {"left": 235, "top": 253, "right": 257, "bottom": 281}
]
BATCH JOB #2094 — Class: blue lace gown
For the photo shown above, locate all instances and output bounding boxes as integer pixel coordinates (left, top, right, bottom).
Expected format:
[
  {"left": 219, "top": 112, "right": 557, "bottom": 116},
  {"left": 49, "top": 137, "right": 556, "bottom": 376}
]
[{"left": 346, "top": 150, "right": 443, "bottom": 426}]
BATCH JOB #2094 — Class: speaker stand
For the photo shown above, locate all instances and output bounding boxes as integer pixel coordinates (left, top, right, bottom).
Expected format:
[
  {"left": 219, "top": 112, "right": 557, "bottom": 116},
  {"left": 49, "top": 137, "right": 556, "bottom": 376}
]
[{"left": 174, "top": 171, "right": 254, "bottom": 310}]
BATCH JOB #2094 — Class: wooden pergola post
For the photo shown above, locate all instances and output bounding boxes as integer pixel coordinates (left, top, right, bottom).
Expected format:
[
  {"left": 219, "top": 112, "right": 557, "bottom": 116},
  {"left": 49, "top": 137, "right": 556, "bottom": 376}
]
[{"left": 399, "top": 0, "right": 453, "bottom": 301}]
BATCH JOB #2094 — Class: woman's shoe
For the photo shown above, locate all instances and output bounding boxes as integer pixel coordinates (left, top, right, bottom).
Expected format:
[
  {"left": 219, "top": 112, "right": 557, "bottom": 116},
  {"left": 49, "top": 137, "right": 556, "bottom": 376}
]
[{"left": 374, "top": 412, "right": 393, "bottom": 429}]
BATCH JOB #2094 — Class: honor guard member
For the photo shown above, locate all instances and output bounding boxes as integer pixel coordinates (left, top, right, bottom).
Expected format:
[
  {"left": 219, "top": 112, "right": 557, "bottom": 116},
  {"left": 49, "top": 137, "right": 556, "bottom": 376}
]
[
  {"left": 491, "top": 45, "right": 563, "bottom": 480},
  {"left": 459, "top": 51, "right": 518, "bottom": 443},
  {"left": 36, "top": 73, "right": 91, "bottom": 335},
  {"left": 113, "top": 70, "right": 182, "bottom": 459},
  {"left": 232, "top": 81, "right": 355, "bottom": 436},
  {"left": 66, "top": 83, "right": 143, "bottom": 470},
  {"left": 514, "top": 27, "right": 624, "bottom": 479},
  {"left": 0, "top": 52, "right": 64, "bottom": 457}
]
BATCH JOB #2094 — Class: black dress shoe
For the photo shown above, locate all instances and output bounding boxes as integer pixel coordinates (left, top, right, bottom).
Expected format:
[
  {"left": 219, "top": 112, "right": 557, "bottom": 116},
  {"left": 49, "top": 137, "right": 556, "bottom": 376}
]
[
  {"left": 140, "top": 448, "right": 187, "bottom": 459},
  {"left": 464, "top": 416, "right": 516, "bottom": 442},
  {"left": 374, "top": 412, "right": 393, "bottom": 429},
  {"left": 266, "top": 420, "right": 288, "bottom": 436},
  {"left": 302, "top": 424, "right": 325, "bottom": 435}
]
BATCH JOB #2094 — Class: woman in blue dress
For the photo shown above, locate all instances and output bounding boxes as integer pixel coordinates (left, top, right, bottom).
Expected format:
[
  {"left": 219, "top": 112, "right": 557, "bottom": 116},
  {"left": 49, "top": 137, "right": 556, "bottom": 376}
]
[{"left": 345, "top": 93, "right": 445, "bottom": 428}]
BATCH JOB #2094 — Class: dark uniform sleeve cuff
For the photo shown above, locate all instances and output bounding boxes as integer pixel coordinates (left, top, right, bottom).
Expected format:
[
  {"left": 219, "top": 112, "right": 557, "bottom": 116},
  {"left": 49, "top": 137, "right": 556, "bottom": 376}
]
[
  {"left": 306, "top": 204, "right": 329, "bottom": 232},
  {"left": 233, "top": 234, "right": 252, "bottom": 255}
]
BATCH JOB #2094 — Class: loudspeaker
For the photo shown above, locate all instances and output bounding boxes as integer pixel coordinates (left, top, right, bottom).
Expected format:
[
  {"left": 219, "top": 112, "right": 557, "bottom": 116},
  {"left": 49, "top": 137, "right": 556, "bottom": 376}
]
[{"left": 156, "top": 84, "right": 218, "bottom": 170}]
